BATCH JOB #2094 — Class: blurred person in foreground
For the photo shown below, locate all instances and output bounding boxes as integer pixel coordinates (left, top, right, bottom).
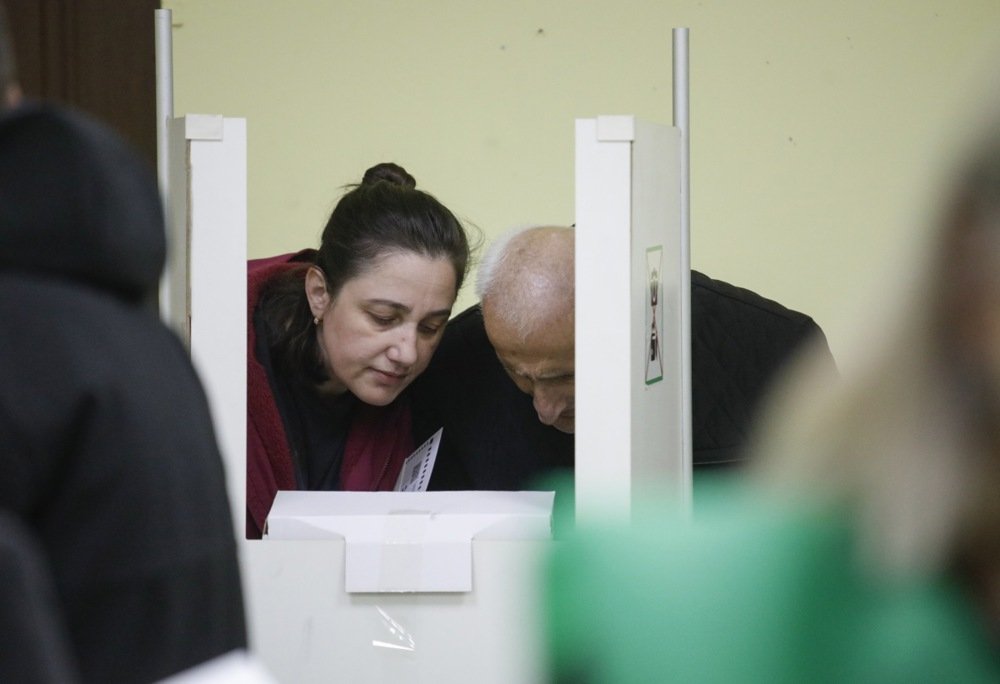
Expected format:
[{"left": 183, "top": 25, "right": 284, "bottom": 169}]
[
  {"left": 0, "top": 31, "right": 247, "bottom": 683},
  {"left": 545, "top": 79, "right": 1000, "bottom": 683}
]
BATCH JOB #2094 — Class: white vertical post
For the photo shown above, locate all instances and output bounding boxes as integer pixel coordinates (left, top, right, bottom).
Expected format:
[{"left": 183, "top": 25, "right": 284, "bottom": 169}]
[
  {"left": 573, "top": 30, "right": 692, "bottom": 523},
  {"left": 167, "top": 115, "right": 248, "bottom": 530},
  {"left": 673, "top": 27, "right": 693, "bottom": 506},
  {"left": 575, "top": 115, "right": 687, "bottom": 525},
  {"left": 673, "top": 28, "right": 689, "bottom": 170},
  {"left": 154, "top": 8, "right": 176, "bottom": 325},
  {"left": 575, "top": 117, "right": 634, "bottom": 523}
]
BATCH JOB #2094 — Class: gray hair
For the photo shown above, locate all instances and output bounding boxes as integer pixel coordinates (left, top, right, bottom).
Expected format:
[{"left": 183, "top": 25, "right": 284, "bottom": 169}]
[{"left": 477, "top": 225, "right": 574, "bottom": 341}]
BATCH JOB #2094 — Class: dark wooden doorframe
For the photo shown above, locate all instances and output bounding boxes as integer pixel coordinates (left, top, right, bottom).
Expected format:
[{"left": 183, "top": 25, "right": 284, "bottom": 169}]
[{"left": 4, "top": 0, "right": 160, "bottom": 168}]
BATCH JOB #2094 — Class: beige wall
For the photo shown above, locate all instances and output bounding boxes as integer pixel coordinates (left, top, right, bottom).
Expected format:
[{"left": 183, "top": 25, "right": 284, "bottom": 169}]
[{"left": 164, "top": 0, "right": 1000, "bottom": 359}]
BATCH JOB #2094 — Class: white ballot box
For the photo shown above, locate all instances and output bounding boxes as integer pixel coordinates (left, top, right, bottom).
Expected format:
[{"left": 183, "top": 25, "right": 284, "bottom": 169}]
[{"left": 244, "top": 491, "right": 555, "bottom": 683}]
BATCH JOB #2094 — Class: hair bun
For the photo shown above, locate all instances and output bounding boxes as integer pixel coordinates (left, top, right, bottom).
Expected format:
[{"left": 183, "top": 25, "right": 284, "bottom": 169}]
[{"left": 362, "top": 162, "right": 416, "bottom": 189}]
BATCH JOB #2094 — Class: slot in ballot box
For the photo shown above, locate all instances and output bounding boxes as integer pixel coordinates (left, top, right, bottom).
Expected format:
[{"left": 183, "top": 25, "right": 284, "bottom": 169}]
[{"left": 245, "top": 491, "right": 555, "bottom": 683}]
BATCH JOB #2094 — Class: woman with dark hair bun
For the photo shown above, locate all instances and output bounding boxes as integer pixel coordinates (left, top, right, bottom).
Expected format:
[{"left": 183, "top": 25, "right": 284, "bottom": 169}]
[{"left": 246, "top": 162, "right": 471, "bottom": 538}]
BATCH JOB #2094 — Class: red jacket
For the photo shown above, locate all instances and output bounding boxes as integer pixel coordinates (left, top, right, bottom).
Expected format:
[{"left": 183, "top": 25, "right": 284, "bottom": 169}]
[{"left": 246, "top": 251, "right": 413, "bottom": 538}]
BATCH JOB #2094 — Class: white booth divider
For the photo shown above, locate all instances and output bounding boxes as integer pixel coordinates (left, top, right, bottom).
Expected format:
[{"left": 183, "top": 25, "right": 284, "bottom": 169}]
[
  {"left": 574, "top": 115, "right": 692, "bottom": 525},
  {"left": 168, "top": 114, "right": 691, "bottom": 683},
  {"left": 159, "top": 20, "right": 694, "bottom": 684},
  {"left": 169, "top": 115, "right": 693, "bottom": 682},
  {"left": 169, "top": 116, "right": 549, "bottom": 684},
  {"left": 166, "top": 115, "right": 248, "bottom": 513}
]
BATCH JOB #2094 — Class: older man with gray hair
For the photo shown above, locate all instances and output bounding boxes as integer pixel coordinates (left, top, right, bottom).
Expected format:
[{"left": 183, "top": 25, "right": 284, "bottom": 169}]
[
  {"left": 412, "top": 224, "right": 834, "bottom": 491},
  {"left": 478, "top": 226, "right": 576, "bottom": 434}
]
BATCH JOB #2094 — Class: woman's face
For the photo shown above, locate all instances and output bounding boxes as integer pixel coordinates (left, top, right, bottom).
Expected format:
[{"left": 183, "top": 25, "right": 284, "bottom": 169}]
[{"left": 306, "top": 251, "right": 457, "bottom": 406}]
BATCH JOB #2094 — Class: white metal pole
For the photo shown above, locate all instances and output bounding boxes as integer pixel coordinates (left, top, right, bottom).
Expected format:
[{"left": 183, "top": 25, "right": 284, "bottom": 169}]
[
  {"left": 672, "top": 27, "right": 693, "bottom": 502},
  {"left": 155, "top": 9, "right": 175, "bottom": 320}
]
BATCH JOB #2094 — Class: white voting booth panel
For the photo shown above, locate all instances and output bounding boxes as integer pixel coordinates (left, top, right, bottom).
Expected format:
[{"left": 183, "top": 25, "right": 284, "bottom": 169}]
[
  {"left": 171, "top": 113, "right": 689, "bottom": 683},
  {"left": 166, "top": 115, "right": 248, "bottom": 486},
  {"left": 575, "top": 115, "right": 692, "bottom": 525},
  {"left": 169, "top": 117, "right": 550, "bottom": 683}
]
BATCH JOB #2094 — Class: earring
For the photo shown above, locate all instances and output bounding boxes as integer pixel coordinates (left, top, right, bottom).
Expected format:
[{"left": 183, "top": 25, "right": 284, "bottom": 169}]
[{"left": 313, "top": 316, "right": 321, "bottom": 326}]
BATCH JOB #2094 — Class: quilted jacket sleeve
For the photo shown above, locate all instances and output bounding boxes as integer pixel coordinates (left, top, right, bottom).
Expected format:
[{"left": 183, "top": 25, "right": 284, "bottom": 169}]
[{"left": 691, "top": 271, "right": 835, "bottom": 467}]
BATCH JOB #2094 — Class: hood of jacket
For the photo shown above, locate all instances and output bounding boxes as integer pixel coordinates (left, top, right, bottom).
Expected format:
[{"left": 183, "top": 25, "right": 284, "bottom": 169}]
[{"left": 0, "top": 103, "right": 165, "bottom": 303}]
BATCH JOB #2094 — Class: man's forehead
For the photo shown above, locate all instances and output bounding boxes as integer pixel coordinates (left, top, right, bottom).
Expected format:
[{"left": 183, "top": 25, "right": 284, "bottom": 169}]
[
  {"left": 494, "top": 340, "right": 573, "bottom": 378},
  {"left": 483, "top": 297, "right": 573, "bottom": 368}
]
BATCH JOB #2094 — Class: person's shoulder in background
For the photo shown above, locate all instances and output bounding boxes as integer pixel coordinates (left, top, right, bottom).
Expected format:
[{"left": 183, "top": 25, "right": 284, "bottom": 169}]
[
  {"left": 409, "top": 303, "right": 494, "bottom": 423},
  {"left": 409, "top": 304, "right": 495, "bottom": 490},
  {"left": 690, "top": 270, "right": 836, "bottom": 468},
  {"left": 691, "top": 269, "right": 831, "bottom": 354}
]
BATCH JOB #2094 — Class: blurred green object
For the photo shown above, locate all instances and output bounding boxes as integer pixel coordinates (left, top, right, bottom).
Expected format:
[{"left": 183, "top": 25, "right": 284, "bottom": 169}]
[{"left": 544, "top": 481, "right": 998, "bottom": 683}]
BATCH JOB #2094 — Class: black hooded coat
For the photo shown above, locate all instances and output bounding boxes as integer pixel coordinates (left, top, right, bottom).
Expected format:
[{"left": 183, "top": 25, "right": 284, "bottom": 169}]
[{"left": 0, "top": 105, "right": 246, "bottom": 682}]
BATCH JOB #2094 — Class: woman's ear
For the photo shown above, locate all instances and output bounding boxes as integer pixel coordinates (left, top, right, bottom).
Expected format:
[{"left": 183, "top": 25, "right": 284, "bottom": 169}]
[{"left": 304, "top": 266, "right": 330, "bottom": 320}]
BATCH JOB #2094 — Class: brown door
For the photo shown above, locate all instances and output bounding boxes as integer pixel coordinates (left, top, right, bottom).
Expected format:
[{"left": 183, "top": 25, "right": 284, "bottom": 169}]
[{"left": 4, "top": 0, "right": 160, "bottom": 168}]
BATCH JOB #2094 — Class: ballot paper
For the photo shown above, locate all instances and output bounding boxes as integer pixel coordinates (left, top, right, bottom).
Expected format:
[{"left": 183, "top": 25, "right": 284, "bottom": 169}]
[{"left": 393, "top": 428, "right": 442, "bottom": 492}]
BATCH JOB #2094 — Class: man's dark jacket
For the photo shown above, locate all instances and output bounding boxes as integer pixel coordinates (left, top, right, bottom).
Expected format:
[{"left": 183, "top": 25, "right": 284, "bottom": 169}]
[
  {"left": 412, "top": 271, "right": 834, "bottom": 490},
  {"left": 0, "top": 105, "right": 247, "bottom": 682}
]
